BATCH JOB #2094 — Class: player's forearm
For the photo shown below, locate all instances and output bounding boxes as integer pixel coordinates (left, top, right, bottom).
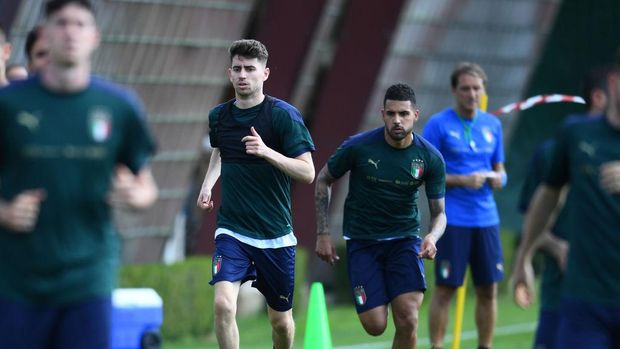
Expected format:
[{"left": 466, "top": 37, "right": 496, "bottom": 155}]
[
  {"left": 427, "top": 198, "right": 447, "bottom": 243},
  {"left": 537, "top": 232, "right": 564, "bottom": 255},
  {"left": 126, "top": 168, "right": 158, "bottom": 210},
  {"left": 517, "top": 185, "right": 561, "bottom": 263},
  {"left": 201, "top": 148, "right": 222, "bottom": 191},
  {"left": 315, "top": 166, "right": 334, "bottom": 235},
  {"left": 263, "top": 150, "right": 315, "bottom": 184},
  {"left": 427, "top": 213, "right": 447, "bottom": 243},
  {"left": 445, "top": 174, "right": 468, "bottom": 187}
]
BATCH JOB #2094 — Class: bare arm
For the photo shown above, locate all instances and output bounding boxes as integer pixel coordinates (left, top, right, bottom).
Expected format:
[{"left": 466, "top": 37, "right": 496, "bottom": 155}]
[
  {"left": 600, "top": 161, "right": 620, "bottom": 194},
  {"left": 446, "top": 173, "right": 486, "bottom": 189},
  {"left": 536, "top": 185, "right": 569, "bottom": 271},
  {"left": 314, "top": 165, "right": 340, "bottom": 265},
  {"left": 537, "top": 232, "right": 569, "bottom": 272},
  {"left": 0, "top": 189, "right": 46, "bottom": 233},
  {"left": 419, "top": 197, "right": 447, "bottom": 259},
  {"left": 242, "top": 127, "right": 315, "bottom": 183},
  {"left": 265, "top": 151, "right": 315, "bottom": 184},
  {"left": 487, "top": 162, "right": 507, "bottom": 190},
  {"left": 512, "top": 184, "right": 562, "bottom": 308},
  {"left": 109, "top": 165, "right": 158, "bottom": 210},
  {"left": 196, "top": 148, "right": 221, "bottom": 211},
  {"left": 446, "top": 162, "right": 506, "bottom": 190}
]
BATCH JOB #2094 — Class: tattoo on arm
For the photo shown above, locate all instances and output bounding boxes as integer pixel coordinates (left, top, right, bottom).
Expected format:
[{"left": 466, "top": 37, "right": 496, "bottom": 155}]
[
  {"left": 315, "top": 166, "right": 336, "bottom": 235},
  {"left": 427, "top": 198, "right": 447, "bottom": 240}
]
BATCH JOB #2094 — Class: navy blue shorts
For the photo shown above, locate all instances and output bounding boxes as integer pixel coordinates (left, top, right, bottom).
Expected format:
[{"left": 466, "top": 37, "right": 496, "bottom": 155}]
[
  {"left": 533, "top": 308, "right": 561, "bottom": 349},
  {"left": 556, "top": 298, "right": 620, "bottom": 349},
  {"left": 346, "top": 236, "right": 426, "bottom": 314},
  {"left": 434, "top": 225, "right": 504, "bottom": 287},
  {"left": 0, "top": 296, "right": 111, "bottom": 349},
  {"left": 210, "top": 234, "right": 296, "bottom": 312}
]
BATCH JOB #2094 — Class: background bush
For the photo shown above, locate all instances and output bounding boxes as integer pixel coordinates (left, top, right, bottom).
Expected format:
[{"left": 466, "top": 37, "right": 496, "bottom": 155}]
[
  {"left": 118, "top": 257, "right": 214, "bottom": 341},
  {"left": 117, "top": 248, "right": 309, "bottom": 342}
]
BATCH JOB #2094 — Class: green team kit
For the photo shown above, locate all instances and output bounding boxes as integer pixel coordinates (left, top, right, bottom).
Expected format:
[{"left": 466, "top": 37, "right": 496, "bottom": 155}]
[
  {"left": 0, "top": 76, "right": 154, "bottom": 305},
  {"left": 208, "top": 96, "right": 315, "bottom": 240},
  {"left": 327, "top": 127, "right": 445, "bottom": 240},
  {"left": 545, "top": 117, "right": 620, "bottom": 305}
]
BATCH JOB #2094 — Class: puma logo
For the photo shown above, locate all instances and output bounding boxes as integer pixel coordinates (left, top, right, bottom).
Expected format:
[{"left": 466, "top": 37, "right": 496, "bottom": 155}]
[
  {"left": 279, "top": 293, "right": 291, "bottom": 303},
  {"left": 17, "top": 112, "right": 40, "bottom": 132},
  {"left": 578, "top": 141, "right": 596, "bottom": 157},
  {"left": 368, "top": 158, "right": 380, "bottom": 169}
]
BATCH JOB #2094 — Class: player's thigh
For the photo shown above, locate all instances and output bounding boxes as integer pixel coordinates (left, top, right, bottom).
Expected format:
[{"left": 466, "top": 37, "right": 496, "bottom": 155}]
[
  {"left": 0, "top": 297, "right": 55, "bottom": 348},
  {"left": 470, "top": 225, "right": 504, "bottom": 286},
  {"left": 252, "top": 245, "right": 296, "bottom": 312},
  {"left": 52, "top": 296, "right": 111, "bottom": 349},
  {"left": 435, "top": 225, "right": 473, "bottom": 287},
  {"left": 346, "top": 239, "right": 389, "bottom": 314},
  {"left": 384, "top": 237, "right": 426, "bottom": 300}
]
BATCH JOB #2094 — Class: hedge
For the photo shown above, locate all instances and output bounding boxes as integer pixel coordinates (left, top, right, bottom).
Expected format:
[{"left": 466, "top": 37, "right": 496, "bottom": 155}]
[{"left": 118, "top": 248, "right": 309, "bottom": 341}]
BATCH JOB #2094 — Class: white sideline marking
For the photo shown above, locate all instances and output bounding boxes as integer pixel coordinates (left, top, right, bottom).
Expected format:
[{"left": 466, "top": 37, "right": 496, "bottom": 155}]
[{"left": 334, "top": 322, "right": 537, "bottom": 349}]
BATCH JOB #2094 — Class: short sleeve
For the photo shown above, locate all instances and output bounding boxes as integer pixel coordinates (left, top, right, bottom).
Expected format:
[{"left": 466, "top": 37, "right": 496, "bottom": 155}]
[
  {"left": 424, "top": 150, "right": 446, "bottom": 199},
  {"left": 518, "top": 140, "right": 554, "bottom": 213},
  {"left": 327, "top": 141, "right": 355, "bottom": 179},
  {"left": 118, "top": 95, "right": 156, "bottom": 174},
  {"left": 491, "top": 118, "right": 505, "bottom": 165},
  {"left": 272, "top": 106, "right": 315, "bottom": 157},
  {"left": 544, "top": 126, "right": 571, "bottom": 187},
  {"left": 208, "top": 106, "right": 222, "bottom": 148}
]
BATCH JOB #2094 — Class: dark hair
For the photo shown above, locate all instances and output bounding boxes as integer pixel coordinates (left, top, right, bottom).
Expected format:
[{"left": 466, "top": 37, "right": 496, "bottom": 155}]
[
  {"left": 450, "top": 62, "right": 487, "bottom": 89},
  {"left": 383, "top": 83, "right": 417, "bottom": 106},
  {"left": 45, "top": 0, "right": 93, "bottom": 18},
  {"left": 25, "top": 25, "right": 43, "bottom": 61},
  {"left": 0, "top": 28, "right": 6, "bottom": 45},
  {"left": 229, "top": 39, "right": 268, "bottom": 64},
  {"left": 581, "top": 66, "right": 609, "bottom": 107}
]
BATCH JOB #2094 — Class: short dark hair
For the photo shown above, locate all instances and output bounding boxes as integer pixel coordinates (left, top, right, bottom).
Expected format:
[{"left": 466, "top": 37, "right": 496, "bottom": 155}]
[
  {"left": 0, "top": 28, "right": 6, "bottom": 45},
  {"left": 229, "top": 39, "right": 268, "bottom": 64},
  {"left": 581, "top": 66, "right": 609, "bottom": 107},
  {"left": 25, "top": 25, "right": 43, "bottom": 61},
  {"left": 450, "top": 62, "right": 487, "bottom": 89},
  {"left": 45, "top": 0, "right": 93, "bottom": 18},
  {"left": 383, "top": 83, "right": 417, "bottom": 106}
]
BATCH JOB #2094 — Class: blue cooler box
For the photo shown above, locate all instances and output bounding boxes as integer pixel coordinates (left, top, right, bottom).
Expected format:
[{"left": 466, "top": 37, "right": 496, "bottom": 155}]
[{"left": 111, "top": 288, "right": 163, "bottom": 349}]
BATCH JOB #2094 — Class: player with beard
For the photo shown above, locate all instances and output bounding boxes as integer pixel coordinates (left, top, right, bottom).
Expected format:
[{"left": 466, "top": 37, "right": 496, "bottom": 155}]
[{"left": 315, "top": 83, "right": 447, "bottom": 348}]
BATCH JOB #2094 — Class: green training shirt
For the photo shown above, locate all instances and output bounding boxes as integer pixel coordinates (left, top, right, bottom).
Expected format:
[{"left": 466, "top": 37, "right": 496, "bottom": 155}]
[
  {"left": 0, "top": 76, "right": 155, "bottom": 305},
  {"left": 208, "top": 96, "right": 315, "bottom": 240},
  {"left": 545, "top": 117, "right": 620, "bottom": 305},
  {"left": 328, "top": 127, "right": 445, "bottom": 240}
]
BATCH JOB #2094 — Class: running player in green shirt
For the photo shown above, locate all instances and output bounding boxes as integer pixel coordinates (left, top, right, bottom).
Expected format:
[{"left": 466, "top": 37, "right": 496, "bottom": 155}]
[
  {"left": 315, "top": 83, "right": 446, "bottom": 348},
  {"left": 513, "top": 54, "right": 620, "bottom": 349},
  {"left": 197, "top": 39, "right": 315, "bottom": 349},
  {"left": 0, "top": 1, "right": 157, "bottom": 348}
]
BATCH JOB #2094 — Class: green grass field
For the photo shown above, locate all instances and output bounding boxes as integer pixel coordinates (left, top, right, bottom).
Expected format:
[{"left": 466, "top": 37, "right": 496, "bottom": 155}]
[
  {"left": 164, "top": 231, "right": 539, "bottom": 348},
  {"left": 164, "top": 290, "right": 538, "bottom": 348},
  {"left": 165, "top": 273, "right": 541, "bottom": 344}
]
